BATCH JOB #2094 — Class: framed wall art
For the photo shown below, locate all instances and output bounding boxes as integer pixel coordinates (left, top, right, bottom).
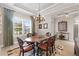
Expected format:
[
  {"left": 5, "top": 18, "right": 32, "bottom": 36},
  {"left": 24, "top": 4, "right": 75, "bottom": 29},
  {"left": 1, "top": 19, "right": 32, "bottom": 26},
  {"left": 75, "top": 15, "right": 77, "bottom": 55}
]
[
  {"left": 39, "top": 24, "right": 42, "bottom": 29},
  {"left": 58, "top": 21, "right": 67, "bottom": 32},
  {"left": 43, "top": 23, "right": 48, "bottom": 29}
]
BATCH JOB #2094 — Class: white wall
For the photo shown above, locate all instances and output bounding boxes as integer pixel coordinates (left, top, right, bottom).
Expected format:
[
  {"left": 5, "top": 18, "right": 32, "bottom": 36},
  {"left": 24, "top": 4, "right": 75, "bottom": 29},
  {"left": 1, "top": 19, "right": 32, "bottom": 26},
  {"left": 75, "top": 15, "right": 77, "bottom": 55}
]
[
  {"left": 74, "top": 15, "right": 79, "bottom": 38},
  {"left": 35, "top": 14, "right": 55, "bottom": 36},
  {"left": 0, "top": 7, "right": 4, "bottom": 47},
  {"left": 54, "top": 15, "right": 74, "bottom": 41},
  {"left": 35, "top": 14, "right": 74, "bottom": 41}
]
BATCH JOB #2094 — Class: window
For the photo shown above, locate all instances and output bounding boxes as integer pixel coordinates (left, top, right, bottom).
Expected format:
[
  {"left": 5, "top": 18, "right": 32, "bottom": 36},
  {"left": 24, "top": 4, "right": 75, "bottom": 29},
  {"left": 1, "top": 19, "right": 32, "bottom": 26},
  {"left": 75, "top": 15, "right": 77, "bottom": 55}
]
[
  {"left": 23, "top": 19, "right": 32, "bottom": 34},
  {"left": 12, "top": 15, "right": 32, "bottom": 36}
]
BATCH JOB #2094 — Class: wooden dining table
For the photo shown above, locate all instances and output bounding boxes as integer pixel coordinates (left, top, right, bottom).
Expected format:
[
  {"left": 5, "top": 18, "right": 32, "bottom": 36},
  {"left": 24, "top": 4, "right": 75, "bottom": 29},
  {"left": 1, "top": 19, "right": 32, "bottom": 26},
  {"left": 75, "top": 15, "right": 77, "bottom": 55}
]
[{"left": 24, "top": 35, "right": 50, "bottom": 56}]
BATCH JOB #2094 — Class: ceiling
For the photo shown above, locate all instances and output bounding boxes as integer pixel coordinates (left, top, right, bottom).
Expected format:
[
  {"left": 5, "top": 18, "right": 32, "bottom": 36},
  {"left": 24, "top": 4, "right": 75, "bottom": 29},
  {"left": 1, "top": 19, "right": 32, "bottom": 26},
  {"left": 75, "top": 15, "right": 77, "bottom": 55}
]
[
  {"left": 0, "top": 3, "right": 79, "bottom": 17},
  {"left": 14, "top": 3, "right": 54, "bottom": 13},
  {"left": 0, "top": 3, "right": 54, "bottom": 15}
]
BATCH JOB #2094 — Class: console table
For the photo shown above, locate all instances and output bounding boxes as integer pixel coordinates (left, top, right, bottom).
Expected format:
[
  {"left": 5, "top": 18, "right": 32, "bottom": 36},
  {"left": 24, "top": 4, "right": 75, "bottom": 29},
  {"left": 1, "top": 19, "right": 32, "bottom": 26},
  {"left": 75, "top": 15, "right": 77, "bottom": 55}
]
[{"left": 57, "top": 32, "right": 69, "bottom": 40}]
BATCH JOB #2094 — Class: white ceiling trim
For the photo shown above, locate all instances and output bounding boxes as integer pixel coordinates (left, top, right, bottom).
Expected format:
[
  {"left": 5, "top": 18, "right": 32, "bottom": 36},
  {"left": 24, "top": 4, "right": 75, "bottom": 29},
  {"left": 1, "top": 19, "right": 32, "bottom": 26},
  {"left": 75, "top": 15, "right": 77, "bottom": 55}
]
[
  {"left": 40, "top": 3, "right": 58, "bottom": 13},
  {"left": 40, "top": 4, "right": 79, "bottom": 16},
  {"left": 14, "top": 3, "right": 37, "bottom": 14},
  {"left": 0, "top": 3, "right": 35, "bottom": 16},
  {"left": 1, "top": 3, "right": 79, "bottom": 17}
]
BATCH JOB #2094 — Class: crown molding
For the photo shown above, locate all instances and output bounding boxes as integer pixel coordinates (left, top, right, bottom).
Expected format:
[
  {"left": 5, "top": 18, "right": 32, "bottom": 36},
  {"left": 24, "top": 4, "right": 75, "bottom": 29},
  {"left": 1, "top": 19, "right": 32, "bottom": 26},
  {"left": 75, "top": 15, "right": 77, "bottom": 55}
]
[
  {"left": 1, "top": 3, "right": 79, "bottom": 17},
  {"left": 0, "top": 4, "right": 35, "bottom": 16},
  {"left": 40, "top": 4, "right": 79, "bottom": 16},
  {"left": 40, "top": 3, "right": 58, "bottom": 12}
]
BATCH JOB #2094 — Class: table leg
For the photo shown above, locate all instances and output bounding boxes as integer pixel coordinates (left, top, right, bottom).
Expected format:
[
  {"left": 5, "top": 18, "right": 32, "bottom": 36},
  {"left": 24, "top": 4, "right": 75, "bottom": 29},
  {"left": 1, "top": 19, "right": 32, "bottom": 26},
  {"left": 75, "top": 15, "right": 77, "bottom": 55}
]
[
  {"left": 34, "top": 42, "right": 39, "bottom": 56},
  {"left": 33, "top": 43, "right": 35, "bottom": 56},
  {"left": 36, "top": 42, "right": 39, "bottom": 56}
]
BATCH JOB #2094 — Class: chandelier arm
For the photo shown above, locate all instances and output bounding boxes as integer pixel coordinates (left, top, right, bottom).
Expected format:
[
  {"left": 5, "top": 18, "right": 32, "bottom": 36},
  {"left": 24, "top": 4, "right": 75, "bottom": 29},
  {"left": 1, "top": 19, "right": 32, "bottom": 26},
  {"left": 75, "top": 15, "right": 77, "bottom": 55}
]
[{"left": 34, "top": 3, "right": 45, "bottom": 23}]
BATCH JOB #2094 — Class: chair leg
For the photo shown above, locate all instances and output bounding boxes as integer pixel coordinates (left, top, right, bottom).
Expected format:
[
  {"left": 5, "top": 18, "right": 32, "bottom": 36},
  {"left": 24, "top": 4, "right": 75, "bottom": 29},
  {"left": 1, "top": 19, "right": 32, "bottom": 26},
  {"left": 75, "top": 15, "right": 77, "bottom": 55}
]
[
  {"left": 40, "top": 50, "right": 43, "bottom": 56},
  {"left": 49, "top": 50, "right": 51, "bottom": 56},
  {"left": 46, "top": 51, "right": 48, "bottom": 56},
  {"left": 52, "top": 47, "right": 53, "bottom": 53},
  {"left": 22, "top": 52, "right": 24, "bottom": 56},
  {"left": 51, "top": 47, "right": 52, "bottom": 55},
  {"left": 33, "top": 49, "right": 35, "bottom": 56},
  {"left": 54, "top": 45, "right": 55, "bottom": 50},
  {"left": 49, "top": 48, "right": 52, "bottom": 56},
  {"left": 39, "top": 48, "right": 43, "bottom": 56},
  {"left": 74, "top": 48, "right": 76, "bottom": 55},
  {"left": 38, "top": 47, "right": 42, "bottom": 56},
  {"left": 19, "top": 51, "right": 21, "bottom": 56}
]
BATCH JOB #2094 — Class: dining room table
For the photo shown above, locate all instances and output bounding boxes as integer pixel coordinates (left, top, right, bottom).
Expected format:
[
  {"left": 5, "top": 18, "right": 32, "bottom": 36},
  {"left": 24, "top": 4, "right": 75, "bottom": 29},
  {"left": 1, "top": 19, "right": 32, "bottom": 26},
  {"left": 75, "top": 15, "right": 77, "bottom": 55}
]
[{"left": 24, "top": 35, "right": 50, "bottom": 56}]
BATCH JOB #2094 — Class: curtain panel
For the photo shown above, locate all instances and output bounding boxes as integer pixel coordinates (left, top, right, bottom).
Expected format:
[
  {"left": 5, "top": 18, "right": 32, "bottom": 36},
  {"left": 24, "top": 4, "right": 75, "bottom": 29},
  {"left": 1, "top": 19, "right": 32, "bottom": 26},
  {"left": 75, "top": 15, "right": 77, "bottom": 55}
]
[
  {"left": 3, "top": 8, "right": 14, "bottom": 47},
  {"left": 30, "top": 16, "right": 35, "bottom": 36}
]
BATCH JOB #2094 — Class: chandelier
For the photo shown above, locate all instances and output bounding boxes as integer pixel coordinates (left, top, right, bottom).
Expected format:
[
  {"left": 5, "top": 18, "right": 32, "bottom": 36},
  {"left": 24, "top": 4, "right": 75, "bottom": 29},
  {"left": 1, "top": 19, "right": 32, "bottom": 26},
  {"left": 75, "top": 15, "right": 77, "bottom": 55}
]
[{"left": 34, "top": 3, "right": 45, "bottom": 23}]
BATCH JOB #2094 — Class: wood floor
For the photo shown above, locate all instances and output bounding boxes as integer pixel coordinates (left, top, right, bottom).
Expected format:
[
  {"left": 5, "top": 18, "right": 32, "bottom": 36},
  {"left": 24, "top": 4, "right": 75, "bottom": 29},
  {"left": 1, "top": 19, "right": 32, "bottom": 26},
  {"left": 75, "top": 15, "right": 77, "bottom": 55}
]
[
  {"left": 55, "top": 40, "right": 74, "bottom": 56},
  {"left": 0, "top": 39, "right": 74, "bottom": 56}
]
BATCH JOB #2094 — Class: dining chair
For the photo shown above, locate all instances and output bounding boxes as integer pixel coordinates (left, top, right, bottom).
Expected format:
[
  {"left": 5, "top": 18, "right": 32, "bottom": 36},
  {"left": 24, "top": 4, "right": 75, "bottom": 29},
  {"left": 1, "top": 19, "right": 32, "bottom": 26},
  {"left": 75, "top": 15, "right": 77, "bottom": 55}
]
[
  {"left": 50, "top": 35, "right": 56, "bottom": 55},
  {"left": 38, "top": 35, "right": 56, "bottom": 56},
  {"left": 38, "top": 39, "right": 48, "bottom": 56},
  {"left": 27, "top": 33, "right": 32, "bottom": 38},
  {"left": 48, "top": 37, "right": 54, "bottom": 55},
  {"left": 50, "top": 36, "right": 56, "bottom": 54},
  {"left": 32, "top": 32, "right": 38, "bottom": 36},
  {"left": 38, "top": 37, "right": 53, "bottom": 56},
  {"left": 46, "top": 32, "right": 51, "bottom": 37},
  {"left": 47, "top": 36, "right": 56, "bottom": 55},
  {"left": 17, "top": 37, "right": 34, "bottom": 56}
]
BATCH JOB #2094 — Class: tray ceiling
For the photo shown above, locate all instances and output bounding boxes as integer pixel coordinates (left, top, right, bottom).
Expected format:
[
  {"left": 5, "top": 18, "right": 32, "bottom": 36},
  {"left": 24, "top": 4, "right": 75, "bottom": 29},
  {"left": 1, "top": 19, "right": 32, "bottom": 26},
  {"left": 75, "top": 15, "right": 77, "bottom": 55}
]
[{"left": 0, "top": 3, "right": 79, "bottom": 16}]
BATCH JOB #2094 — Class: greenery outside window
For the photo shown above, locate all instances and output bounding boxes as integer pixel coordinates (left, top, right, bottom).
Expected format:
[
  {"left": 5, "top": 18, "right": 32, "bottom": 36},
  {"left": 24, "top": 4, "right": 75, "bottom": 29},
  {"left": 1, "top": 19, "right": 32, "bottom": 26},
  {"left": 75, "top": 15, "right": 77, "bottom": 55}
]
[{"left": 13, "top": 16, "right": 32, "bottom": 36}]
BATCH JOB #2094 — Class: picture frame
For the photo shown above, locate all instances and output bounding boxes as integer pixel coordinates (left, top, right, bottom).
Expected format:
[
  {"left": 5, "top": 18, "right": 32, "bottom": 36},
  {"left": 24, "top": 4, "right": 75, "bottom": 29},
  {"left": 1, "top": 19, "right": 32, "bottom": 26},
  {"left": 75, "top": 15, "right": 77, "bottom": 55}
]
[
  {"left": 39, "top": 24, "right": 42, "bottom": 29},
  {"left": 58, "top": 21, "right": 67, "bottom": 31},
  {"left": 43, "top": 23, "right": 48, "bottom": 29}
]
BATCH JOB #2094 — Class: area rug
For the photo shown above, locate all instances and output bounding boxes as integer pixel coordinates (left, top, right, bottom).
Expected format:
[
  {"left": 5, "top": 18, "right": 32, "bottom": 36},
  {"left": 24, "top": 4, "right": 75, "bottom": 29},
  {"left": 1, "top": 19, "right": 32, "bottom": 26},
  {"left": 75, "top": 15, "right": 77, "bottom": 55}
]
[{"left": 1, "top": 40, "right": 74, "bottom": 56}]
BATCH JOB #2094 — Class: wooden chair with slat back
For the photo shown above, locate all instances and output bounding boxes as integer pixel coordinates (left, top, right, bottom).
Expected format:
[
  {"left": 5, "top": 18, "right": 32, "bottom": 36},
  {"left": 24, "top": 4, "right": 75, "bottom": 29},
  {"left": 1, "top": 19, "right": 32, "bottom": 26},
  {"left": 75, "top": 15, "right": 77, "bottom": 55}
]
[
  {"left": 38, "top": 39, "right": 48, "bottom": 56},
  {"left": 27, "top": 33, "right": 32, "bottom": 38},
  {"left": 38, "top": 37, "right": 53, "bottom": 56},
  {"left": 17, "top": 37, "right": 34, "bottom": 56},
  {"left": 51, "top": 35, "right": 56, "bottom": 53},
  {"left": 38, "top": 35, "right": 56, "bottom": 56},
  {"left": 47, "top": 37, "right": 53, "bottom": 55},
  {"left": 46, "top": 32, "right": 51, "bottom": 37}
]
